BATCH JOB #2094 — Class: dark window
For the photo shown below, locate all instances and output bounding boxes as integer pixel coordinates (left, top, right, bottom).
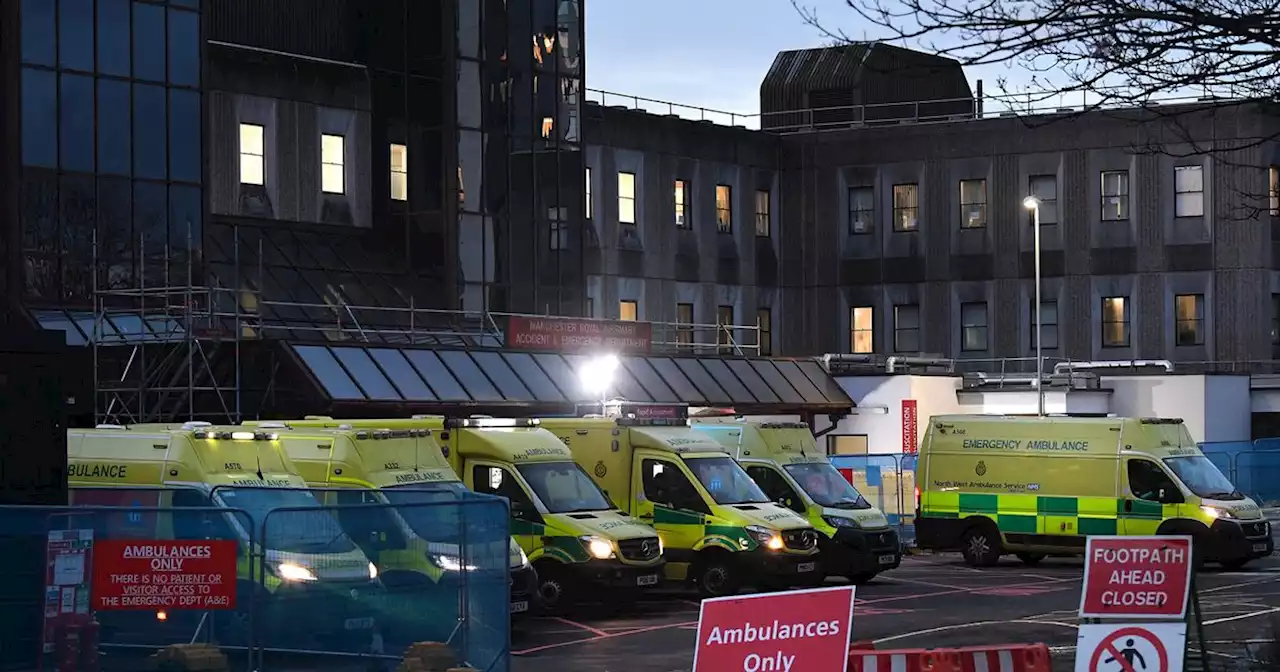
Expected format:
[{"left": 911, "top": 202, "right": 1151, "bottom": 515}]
[
  {"left": 1126, "top": 459, "right": 1181, "bottom": 504},
  {"left": 97, "top": 79, "right": 131, "bottom": 176},
  {"left": 169, "top": 89, "right": 201, "bottom": 183},
  {"left": 368, "top": 349, "right": 435, "bottom": 400},
  {"left": 167, "top": 7, "right": 200, "bottom": 87},
  {"left": 59, "top": 0, "right": 96, "bottom": 72},
  {"left": 1102, "top": 171, "right": 1129, "bottom": 221},
  {"left": 471, "top": 351, "right": 534, "bottom": 401},
  {"left": 757, "top": 308, "right": 772, "bottom": 356},
  {"left": 473, "top": 465, "right": 540, "bottom": 523},
  {"left": 59, "top": 73, "right": 95, "bottom": 172},
  {"left": 97, "top": 177, "right": 133, "bottom": 289},
  {"left": 893, "top": 304, "right": 920, "bottom": 352},
  {"left": 754, "top": 190, "right": 771, "bottom": 237},
  {"left": 132, "top": 1, "right": 167, "bottom": 82},
  {"left": 893, "top": 184, "right": 918, "bottom": 232},
  {"left": 1028, "top": 175, "right": 1058, "bottom": 225},
  {"left": 331, "top": 348, "right": 400, "bottom": 400},
  {"left": 97, "top": 0, "right": 132, "bottom": 76},
  {"left": 437, "top": 350, "right": 500, "bottom": 400},
  {"left": 1102, "top": 296, "right": 1130, "bottom": 347},
  {"left": 1273, "top": 294, "right": 1280, "bottom": 345},
  {"left": 1030, "top": 301, "right": 1059, "bottom": 349},
  {"left": 959, "top": 179, "right": 988, "bottom": 228},
  {"left": 294, "top": 345, "right": 363, "bottom": 399},
  {"left": 848, "top": 186, "right": 874, "bottom": 234},
  {"left": 502, "top": 353, "right": 565, "bottom": 402},
  {"left": 61, "top": 175, "right": 96, "bottom": 301},
  {"left": 133, "top": 182, "right": 167, "bottom": 279},
  {"left": 746, "top": 466, "right": 804, "bottom": 513},
  {"left": 960, "top": 302, "right": 988, "bottom": 351},
  {"left": 168, "top": 185, "right": 201, "bottom": 255},
  {"left": 21, "top": 68, "right": 58, "bottom": 168},
  {"left": 676, "top": 302, "right": 693, "bottom": 345},
  {"left": 1175, "top": 294, "right": 1205, "bottom": 346},
  {"left": 402, "top": 350, "right": 469, "bottom": 400},
  {"left": 133, "top": 84, "right": 167, "bottom": 179},
  {"left": 20, "top": 0, "right": 56, "bottom": 66},
  {"left": 641, "top": 459, "right": 704, "bottom": 513}
]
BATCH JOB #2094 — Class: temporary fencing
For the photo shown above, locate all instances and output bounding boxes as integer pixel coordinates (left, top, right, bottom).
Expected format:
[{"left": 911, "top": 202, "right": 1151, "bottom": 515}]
[
  {"left": 1200, "top": 438, "right": 1280, "bottom": 506},
  {"left": 0, "top": 487, "right": 511, "bottom": 672},
  {"left": 830, "top": 453, "right": 918, "bottom": 546}
]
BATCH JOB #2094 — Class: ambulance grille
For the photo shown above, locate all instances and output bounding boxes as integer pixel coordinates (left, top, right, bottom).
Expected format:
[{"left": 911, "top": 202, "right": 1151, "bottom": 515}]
[
  {"left": 618, "top": 537, "right": 662, "bottom": 561},
  {"left": 1242, "top": 521, "right": 1269, "bottom": 538},
  {"left": 783, "top": 530, "right": 818, "bottom": 551}
]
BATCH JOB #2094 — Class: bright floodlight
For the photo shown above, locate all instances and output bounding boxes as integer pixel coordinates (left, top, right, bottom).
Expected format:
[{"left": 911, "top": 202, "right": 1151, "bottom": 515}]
[
  {"left": 1023, "top": 196, "right": 1041, "bottom": 210},
  {"left": 579, "top": 354, "right": 620, "bottom": 395}
]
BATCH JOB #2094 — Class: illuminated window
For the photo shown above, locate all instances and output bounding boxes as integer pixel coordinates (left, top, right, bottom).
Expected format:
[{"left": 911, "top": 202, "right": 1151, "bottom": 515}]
[
  {"left": 1102, "top": 297, "right": 1129, "bottom": 347},
  {"left": 893, "top": 305, "right": 919, "bottom": 352},
  {"left": 1030, "top": 301, "right": 1059, "bottom": 349},
  {"left": 960, "top": 302, "right": 988, "bottom": 351},
  {"left": 619, "top": 300, "right": 638, "bottom": 321},
  {"left": 1174, "top": 294, "right": 1204, "bottom": 346},
  {"left": 1174, "top": 166, "right": 1204, "bottom": 217},
  {"left": 390, "top": 144, "right": 407, "bottom": 201},
  {"left": 1270, "top": 167, "right": 1279, "bottom": 216},
  {"left": 585, "top": 167, "right": 592, "bottom": 219},
  {"left": 541, "top": 117, "right": 554, "bottom": 139},
  {"left": 675, "top": 180, "right": 689, "bottom": 228},
  {"left": 757, "top": 308, "right": 772, "bottom": 355},
  {"left": 893, "top": 184, "right": 918, "bottom": 232},
  {"left": 321, "top": 134, "right": 345, "bottom": 194},
  {"left": 755, "top": 190, "right": 771, "bottom": 237},
  {"left": 848, "top": 187, "right": 874, "bottom": 234},
  {"left": 618, "top": 172, "right": 635, "bottom": 224},
  {"left": 1028, "top": 175, "right": 1058, "bottom": 225},
  {"left": 239, "top": 123, "right": 264, "bottom": 185},
  {"left": 677, "top": 303, "right": 694, "bottom": 345},
  {"left": 850, "top": 306, "right": 874, "bottom": 354},
  {"left": 1101, "top": 171, "right": 1129, "bottom": 220},
  {"left": 716, "top": 185, "right": 732, "bottom": 233},
  {"left": 959, "top": 179, "right": 987, "bottom": 229}
]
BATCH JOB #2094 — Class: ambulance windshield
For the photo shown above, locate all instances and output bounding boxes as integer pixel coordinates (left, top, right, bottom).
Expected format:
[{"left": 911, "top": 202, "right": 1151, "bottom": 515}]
[
  {"left": 685, "top": 456, "right": 769, "bottom": 505},
  {"left": 784, "top": 462, "right": 869, "bottom": 509},
  {"left": 517, "top": 461, "right": 613, "bottom": 513},
  {"left": 383, "top": 482, "right": 470, "bottom": 540},
  {"left": 215, "top": 487, "right": 357, "bottom": 554},
  {"left": 1163, "top": 456, "right": 1243, "bottom": 500}
]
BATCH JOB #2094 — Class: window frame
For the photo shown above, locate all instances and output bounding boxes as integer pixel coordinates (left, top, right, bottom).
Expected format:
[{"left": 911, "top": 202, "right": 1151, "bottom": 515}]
[
  {"left": 619, "top": 300, "right": 638, "bottom": 322},
  {"left": 1029, "top": 300, "right": 1060, "bottom": 350},
  {"left": 757, "top": 308, "right": 772, "bottom": 355},
  {"left": 548, "top": 206, "right": 569, "bottom": 251},
  {"left": 676, "top": 303, "right": 694, "bottom": 345},
  {"left": 1101, "top": 170, "right": 1130, "bottom": 221},
  {"left": 320, "top": 133, "right": 345, "bottom": 194},
  {"left": 1174, "top": 293, "right": 1205, "bottom": 346},
  {"left": 717, "top": 305, "right": 735, "bottom": 350},
  {"left": 848, "top": 186, "right": 875, "bottom": 235},
  {"left": 892, "top": 183, "right": 919, "bottom": 232},
  {"left": 850, "top": 306, "right": 874, "bottom": 354},
  {"left": 585, "top": 167, "right": 593, "bottom": 220},
  {"left": 959, "top": 178, "right": 988, "bottom": 229},
  {"left": 389, "top": 143, "right": 407, "bottom": 201},
  {"left": 1174, "top": 165, "right": 1205, "bottom": 218},
  {"left": 715, "top": 184, "right": 733, "bottom": 233},
  {"left": 618, "top": 171, "right": 636, "bottom": 225},
  {"left": 1270, "top": 166, "right": 1279, "bottom": 217},
  {"left": 1028, "top": 175, "right": 1058, "bottom": 225},
  {"left": 674, "top": 179, "right": 689, "bottom": 229},
  {"left": 239, "top": 123, "right": 265, "bottom": 186},
  {"left": 960, "top": 301, "right": 989, "bottom": 351},
  {"left": 1101, "top": 296, "right": 1131, "bottom": 348},
  {"left": 754, "top": 190, "right": 771, "bottom": 237},
  {"left": 892, "top": 304, "right": 920, "bottom": 353}
]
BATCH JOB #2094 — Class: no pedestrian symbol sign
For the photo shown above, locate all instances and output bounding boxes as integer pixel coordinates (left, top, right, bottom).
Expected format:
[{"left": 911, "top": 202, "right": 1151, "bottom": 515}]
[
  {"left": 1079, "top": 535, "right": 1192, "bottom": 619},
  {"left": 1076, "top": 623, "right": 1186, "bottom": 672}
]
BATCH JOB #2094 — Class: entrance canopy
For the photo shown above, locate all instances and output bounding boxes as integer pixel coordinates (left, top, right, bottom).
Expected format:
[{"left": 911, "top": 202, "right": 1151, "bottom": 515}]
[{"left": 282, "top": 344, "right": 853, "bottom": 417}]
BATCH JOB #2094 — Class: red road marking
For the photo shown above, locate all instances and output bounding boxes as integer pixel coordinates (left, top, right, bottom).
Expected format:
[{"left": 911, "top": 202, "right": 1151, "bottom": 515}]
[
  {"left": 551, "top": 616, "right": 609, "bottom": 637},
  {"left": 1102, "top": 642, "right": 1138, "bottom": 672}
]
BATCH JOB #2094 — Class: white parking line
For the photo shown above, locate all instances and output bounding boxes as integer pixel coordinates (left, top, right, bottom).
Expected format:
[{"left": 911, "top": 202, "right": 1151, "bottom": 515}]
[
  {"left": 1204, "top": 606, "right": 1280, "bottom": 626},
  {"left": 872, "top": 619, "right": 1079, "bottom": 646}
]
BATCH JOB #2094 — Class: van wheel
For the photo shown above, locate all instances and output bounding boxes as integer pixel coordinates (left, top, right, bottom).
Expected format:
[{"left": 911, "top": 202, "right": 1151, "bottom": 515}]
[
  {"left": 1221, "top": 558, "right": 1250, "bottom": 571},
  {"left": 535, "top": 563, "right": 575, "bottom": 614},
  {"left": 1015, "top": 553, "right": 1045, "bottom": 566},
  {"left": 850, "top": 572, "right": 878, "bottom": 585},
  {"left": 961, "top": 525, "right": 1002, "bottom": 567},
  {"left": 695, "top": 553, "right": 743, "bottom": 598}
]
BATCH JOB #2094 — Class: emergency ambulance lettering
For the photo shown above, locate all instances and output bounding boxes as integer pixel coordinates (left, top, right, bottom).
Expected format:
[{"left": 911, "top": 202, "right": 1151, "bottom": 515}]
[
  {"left": 69, "top": 463, "right": 129, "bottom": 478},
  {"left": 961, "top": 439, "right": 1021, "bottom": 450},
  {"left": 394, "top": 472, "right": 446, "bottom": 483},
  {"left": 229, "top": 478, "right": 291, "bottom": 487}
]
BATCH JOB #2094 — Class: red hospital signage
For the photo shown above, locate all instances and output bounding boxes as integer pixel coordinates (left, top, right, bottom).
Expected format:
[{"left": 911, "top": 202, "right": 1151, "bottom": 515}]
[
  {"left": 92, "top": 540, "right": 238, "bottom": 611},
  {"left": 694, "top": 585, "right": 855, "bottom": 672},
  {"left": 901, "top": 400, "right": 918, "bottom": 454},
  {"left": 1079, "top": 535, "right": 1193, "bottom": 619},
  {"left": 506, "top": 315, "right": 653, "bottom": 354}
]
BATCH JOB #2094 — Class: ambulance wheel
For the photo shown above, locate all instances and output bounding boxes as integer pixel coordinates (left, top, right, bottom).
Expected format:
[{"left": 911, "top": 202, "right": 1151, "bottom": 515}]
[
  {"left": 1221, "top": 558, "right": 1250, "bottom": 570},
  {"left": 535, "top": 562, "right": 576, "bottom": 614},
  {"left": 961, "top": 525, "right": 1002, "bottom": 567},
  {"left": 695, "top": 553, "right": 742, "bottom": 598},
  {"left": 850, "top": 572, "right": 878, "bottom": 585},
  {"left": 1015, "top": 552, "right": 1045, "bottom": 566}
]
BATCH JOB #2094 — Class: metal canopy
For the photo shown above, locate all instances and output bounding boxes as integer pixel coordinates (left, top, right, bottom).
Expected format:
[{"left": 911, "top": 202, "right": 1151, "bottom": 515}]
[{"left": 284, "top": 343, "right": 853, "bottom": 416}]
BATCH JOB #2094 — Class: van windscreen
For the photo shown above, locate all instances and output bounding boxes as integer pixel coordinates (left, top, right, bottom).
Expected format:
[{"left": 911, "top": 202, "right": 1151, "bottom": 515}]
[
  {"left": 784, "top": 462, "right": 869, "bottom": 509},
  {"left": 1163, "top": 456, "right": 1242, "bottom": 500}
]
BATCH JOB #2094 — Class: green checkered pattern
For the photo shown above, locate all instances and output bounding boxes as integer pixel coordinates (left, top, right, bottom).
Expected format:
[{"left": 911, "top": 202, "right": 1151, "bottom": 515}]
[{"left": 922, "top": 491, "right": 1186, "bottom": 537}]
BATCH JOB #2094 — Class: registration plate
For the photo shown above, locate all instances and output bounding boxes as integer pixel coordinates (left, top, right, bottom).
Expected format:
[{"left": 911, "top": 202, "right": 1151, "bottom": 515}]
[
  {"left": 797, "top": 562, "right": 817, "bottom": 573},
  {"left": 510, "top": 600, "right": 529, "bottom": 614},
  {"left": 878, "top": 554, "right": 897, "bottom": 565},
  {"left": 637, "top": 574, "right": 660, "bottom": 586},
  {"left": 344, "top": 617, "right": 374, "bottom": 631},
  {"left": 1254, "top": 543, "right": 1270, "bottom": 553}
]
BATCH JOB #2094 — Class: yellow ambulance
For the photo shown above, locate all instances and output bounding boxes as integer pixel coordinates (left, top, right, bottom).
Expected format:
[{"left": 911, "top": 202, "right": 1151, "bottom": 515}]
[
  {"left": 67, "top": 423, "right": 380, "bottom": 647},
  {"left": 539, "top": 416, "right": 822, "bottom": 598},
  {"left": 917, "top": 415, "right": 1273, "bottom": 569},
  {"left": 262, "top": 417, "right": 665, "bottom": 612},
  {"left": 693, "top": 418, "right": 902, "bottom": 582},
  {"left": 243, "top": 421, "right": 537, "bottom": 622}
]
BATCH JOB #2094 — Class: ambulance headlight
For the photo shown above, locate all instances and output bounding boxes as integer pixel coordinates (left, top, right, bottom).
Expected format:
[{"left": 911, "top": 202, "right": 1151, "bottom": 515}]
[
  {"left": 746, "top": 525, "right": 784, "bottom": 551},
  {"left": 274, "top": 562, "right": 317, "bottom": 582},
  {"left": 518, "top": 546, "right": 531, "bottom": 568},
  {"left": 1202, "top": 505, "right": 1236, "bottom": 520},
  {"left": 431, "top": 554, "right": 478, "bottom": 572},
  {"left": 368, "top": 562, "right": 378, "bottom": 580},
  {"left": 580, "top": 536, "right": 615, "bottom": 560},
  {"left": 824, "top": 516, "right": 859, "bottom": 529}
]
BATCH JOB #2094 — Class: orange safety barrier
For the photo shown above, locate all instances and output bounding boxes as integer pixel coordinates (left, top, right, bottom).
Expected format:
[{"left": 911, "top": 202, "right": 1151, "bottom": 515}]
[
  {"left": 849, "top": 644, "right": 1051, "bottom": 672},
  {"left": 954, "top": 643, "right": 1052, "bottom": 672},
  {"left": 848, "top": 648, "right": 964, "bottom": 672}
]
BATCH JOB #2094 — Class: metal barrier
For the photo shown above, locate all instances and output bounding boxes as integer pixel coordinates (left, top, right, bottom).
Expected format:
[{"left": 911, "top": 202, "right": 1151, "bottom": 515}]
[
  {"left": 1200, "top": 439, "right": 1280, "bottom": 507},
  {"left": 830, "top": 453, "right": 918, "bottom": 545},
  {"left": 0, "top": 489, "right": 511, "bottom": 672}
]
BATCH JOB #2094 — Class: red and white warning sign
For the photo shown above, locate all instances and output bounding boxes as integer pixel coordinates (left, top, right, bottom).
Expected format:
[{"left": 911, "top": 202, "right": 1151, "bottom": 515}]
[
  {"left": 1079, "top": 536, "right": 1193, "bottom": 619},
  {"left": 693, "top": 585, "right": 856, "bottom": 672},
  {"left": 1076, "top": 623, "right": 1186, "bottom": 672}
]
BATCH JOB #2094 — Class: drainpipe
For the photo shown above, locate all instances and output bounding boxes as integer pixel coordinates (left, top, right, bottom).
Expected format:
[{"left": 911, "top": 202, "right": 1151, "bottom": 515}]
[
  {"left": 886, "top": 356, "right": 956, "bottom": 374},
  {"left": 1052, "top": 360, "right": 1174, "bottom": 376}
]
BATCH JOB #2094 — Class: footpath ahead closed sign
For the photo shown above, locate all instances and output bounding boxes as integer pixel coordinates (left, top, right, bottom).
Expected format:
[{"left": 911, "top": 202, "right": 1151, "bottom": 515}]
[
  {"left": 694, "top": 585, "right": 855, "bottom": 672},
  {"left": 1079, "top": 535, "right": 1192, "bottom": 619}
]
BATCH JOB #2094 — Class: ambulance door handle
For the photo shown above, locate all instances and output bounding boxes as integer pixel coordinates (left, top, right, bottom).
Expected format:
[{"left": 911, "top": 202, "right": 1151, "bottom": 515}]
[{"left": 1123, "top": 500, "right": 1133, "bottom": 512}]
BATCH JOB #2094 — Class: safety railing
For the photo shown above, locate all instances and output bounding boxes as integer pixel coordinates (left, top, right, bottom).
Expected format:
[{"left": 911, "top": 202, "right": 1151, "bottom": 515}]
[
  {"left": 829, "top": 453, "right": 919, "bottom": 546},
  {"left": 1, "top": 491, "right": 511, "bottom": 672},
  {"left": 1200, "top": 439, "right": 1280, "bottom": 508}
]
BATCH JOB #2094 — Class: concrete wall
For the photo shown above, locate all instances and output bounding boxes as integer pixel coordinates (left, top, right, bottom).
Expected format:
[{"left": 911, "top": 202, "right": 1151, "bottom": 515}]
[{"left": 1104, "top": 374, "right": 1251, "bottom": 443}]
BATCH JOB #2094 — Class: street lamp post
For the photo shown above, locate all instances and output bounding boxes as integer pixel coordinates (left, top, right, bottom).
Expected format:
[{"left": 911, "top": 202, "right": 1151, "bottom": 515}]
[{"left": 1023, "top": 196, "right": 1045, "bottom": 417}]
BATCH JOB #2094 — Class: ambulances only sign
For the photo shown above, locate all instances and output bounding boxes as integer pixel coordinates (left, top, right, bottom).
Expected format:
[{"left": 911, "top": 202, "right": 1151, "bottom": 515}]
[
  {"left": 1079, "top": 535, "right": 1193, "bottom": 619},
  {"left": 693, "top": 585, "right": 855, "bottom": 672},
  {"left": 92, "top": 540, "right": 238, "bottom": 611}
]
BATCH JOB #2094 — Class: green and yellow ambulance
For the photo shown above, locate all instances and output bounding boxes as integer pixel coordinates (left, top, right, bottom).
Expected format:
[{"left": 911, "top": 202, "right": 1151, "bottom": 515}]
[
  {"left": 68, "top": 422, "right": 380, "bottom": 647},
  {"left": 916, "top": 414, "right": 1274, "bottom": 569},
  {"left": 263, "top": 417, "right": 665, "bottom": 612},
  {"left": 693, "top": 418, "right": 901, "bottom": 582},
  {"left": 539, "top": 416, "right": 821, "bottom": 598}
]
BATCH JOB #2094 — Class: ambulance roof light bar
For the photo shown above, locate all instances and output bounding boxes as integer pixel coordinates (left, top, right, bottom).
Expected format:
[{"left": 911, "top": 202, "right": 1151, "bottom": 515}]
[
  {"left": 193, "top": 430, "right": 279, "bottom": 441},
  {"left": 351, "top": 428, "right": 431, "bottom": 440},
  {"left": 445, "top": 417, "right": 539, "bottom": 428},
  {"left": 94, "top": 424, "right": 128, "bottom": 430}
]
